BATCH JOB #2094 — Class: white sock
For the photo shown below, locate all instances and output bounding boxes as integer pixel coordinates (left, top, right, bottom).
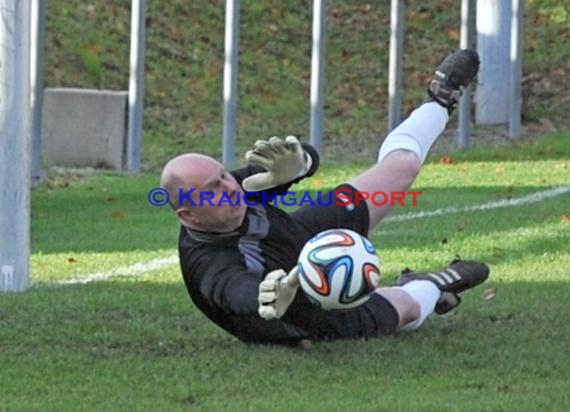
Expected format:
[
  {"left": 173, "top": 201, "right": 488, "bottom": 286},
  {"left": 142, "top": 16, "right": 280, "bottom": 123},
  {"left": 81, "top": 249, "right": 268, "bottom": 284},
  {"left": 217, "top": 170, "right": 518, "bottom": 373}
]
[
  {"left": 378, "top": 102, "right": 449, "bottom": 164},
  {"left": 397, "top": 280, "right": 441, "bottom": 331}
]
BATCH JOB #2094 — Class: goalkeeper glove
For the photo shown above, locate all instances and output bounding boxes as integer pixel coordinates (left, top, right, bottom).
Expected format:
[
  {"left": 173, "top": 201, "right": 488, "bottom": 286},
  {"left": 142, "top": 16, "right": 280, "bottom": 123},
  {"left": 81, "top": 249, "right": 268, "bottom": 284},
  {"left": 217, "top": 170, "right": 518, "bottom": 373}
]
[
  {"left": 258, "top": 266, "right": 300, "bottom": 320},
  {"left": 242, "top": 136, "right": 312, "bottom": 192}
]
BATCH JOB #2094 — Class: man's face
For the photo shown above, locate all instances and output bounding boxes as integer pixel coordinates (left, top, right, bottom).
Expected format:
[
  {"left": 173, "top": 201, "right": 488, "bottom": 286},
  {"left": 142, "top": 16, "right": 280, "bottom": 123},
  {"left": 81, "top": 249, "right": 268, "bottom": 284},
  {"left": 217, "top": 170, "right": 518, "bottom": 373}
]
[{"left": 179, "top": 159, "right": 247, "bottom": 233}]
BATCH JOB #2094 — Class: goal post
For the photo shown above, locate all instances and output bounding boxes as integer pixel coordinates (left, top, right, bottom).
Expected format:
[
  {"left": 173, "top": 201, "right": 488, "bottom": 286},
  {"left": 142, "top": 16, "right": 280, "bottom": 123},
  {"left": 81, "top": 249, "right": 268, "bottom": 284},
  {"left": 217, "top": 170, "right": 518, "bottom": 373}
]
[{"left": 0, "top": 0, "right": 32, "bottom": 292}]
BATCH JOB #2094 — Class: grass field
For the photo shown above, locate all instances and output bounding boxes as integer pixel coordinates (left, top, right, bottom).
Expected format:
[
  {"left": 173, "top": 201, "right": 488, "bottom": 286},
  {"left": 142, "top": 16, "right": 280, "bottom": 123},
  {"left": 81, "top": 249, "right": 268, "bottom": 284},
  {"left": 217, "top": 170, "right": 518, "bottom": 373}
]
[{"left": 1, "top": 133, "right": 569, "bottom": 411}]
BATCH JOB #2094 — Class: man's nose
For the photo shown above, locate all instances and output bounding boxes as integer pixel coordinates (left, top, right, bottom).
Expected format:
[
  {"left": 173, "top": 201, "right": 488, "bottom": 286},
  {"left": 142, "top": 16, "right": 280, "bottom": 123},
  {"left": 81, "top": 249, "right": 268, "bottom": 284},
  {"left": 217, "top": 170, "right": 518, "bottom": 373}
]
[{"left": 223, "top": 179, "right": 240, "bottom": 193}]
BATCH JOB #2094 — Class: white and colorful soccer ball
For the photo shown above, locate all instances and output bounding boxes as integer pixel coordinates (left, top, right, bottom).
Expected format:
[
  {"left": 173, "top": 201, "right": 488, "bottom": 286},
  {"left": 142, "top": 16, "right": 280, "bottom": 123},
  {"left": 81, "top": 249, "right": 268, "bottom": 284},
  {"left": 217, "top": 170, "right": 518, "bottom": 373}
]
[{"left": 297, "top": 228, "right": 381, "bottom": 311}]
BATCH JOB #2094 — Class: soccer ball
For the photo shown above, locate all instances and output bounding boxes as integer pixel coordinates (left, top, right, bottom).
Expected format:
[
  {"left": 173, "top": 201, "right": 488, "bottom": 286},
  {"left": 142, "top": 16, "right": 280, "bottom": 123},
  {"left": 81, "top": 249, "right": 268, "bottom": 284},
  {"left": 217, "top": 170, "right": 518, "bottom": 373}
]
[{"left": 297, "top": 228, "right": 381, "bottom": 310}]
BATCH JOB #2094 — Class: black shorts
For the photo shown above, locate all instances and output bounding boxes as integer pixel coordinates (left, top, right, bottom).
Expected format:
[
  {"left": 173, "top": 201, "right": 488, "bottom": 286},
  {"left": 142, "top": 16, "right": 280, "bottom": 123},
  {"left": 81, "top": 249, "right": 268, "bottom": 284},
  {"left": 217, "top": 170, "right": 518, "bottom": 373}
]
[
  {"left": 282, "top": 292, "right": 400, "bottom": 342},
  {"left": 279, "top": 184, "right": 400, "bottom": 342}
]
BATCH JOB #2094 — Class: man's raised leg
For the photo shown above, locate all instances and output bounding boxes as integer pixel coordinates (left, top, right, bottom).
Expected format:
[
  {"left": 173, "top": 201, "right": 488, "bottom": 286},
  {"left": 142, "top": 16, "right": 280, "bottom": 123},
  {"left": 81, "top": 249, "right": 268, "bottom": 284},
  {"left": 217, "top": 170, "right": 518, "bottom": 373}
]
[{"left": 348, "top": 49, "right": 480, "bottom": 232}]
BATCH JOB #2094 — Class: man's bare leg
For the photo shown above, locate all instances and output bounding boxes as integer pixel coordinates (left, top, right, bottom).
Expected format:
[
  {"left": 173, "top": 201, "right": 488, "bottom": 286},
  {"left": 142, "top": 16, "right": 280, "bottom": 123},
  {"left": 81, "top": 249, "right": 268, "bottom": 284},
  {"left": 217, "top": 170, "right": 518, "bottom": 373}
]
[
  {"left": 377, "top": 282, "right": 441, "bottom": 331},
  {"left": 375, "top": 287, "right": 420, "bottom": 327},
  {"left": 349, "top": 102, "right": 448, "bottom": 231}
]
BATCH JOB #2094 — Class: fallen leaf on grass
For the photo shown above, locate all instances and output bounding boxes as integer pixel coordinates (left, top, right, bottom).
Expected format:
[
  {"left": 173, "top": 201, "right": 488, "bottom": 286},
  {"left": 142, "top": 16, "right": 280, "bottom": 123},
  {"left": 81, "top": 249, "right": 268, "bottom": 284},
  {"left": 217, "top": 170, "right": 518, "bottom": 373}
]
[
  {"left": 483, "top": 288, "right": 496, "bottom": 301},
  {"left": 440, "top": 155, "right": 453, "bottom": 165},
  {"left": 312, "top": 178, "right": 323, "bottom": 187},
  {"left": 447, "top": 29, "right": 460, "bottom": 41},
  {"left": 86, "top": 43, "right": 102, "bottom": 54},
  {"left": 526, "top": 122, "right": 547, "bottom": 133},
  {"left": 409, "top": 10, "right": 432, "bottom": 22},
  {"left": 67, "top": 257, "right": 78, "bottom": 264},
  {"left": 111, "top": 211, "right": 125, "bottom": 220}
]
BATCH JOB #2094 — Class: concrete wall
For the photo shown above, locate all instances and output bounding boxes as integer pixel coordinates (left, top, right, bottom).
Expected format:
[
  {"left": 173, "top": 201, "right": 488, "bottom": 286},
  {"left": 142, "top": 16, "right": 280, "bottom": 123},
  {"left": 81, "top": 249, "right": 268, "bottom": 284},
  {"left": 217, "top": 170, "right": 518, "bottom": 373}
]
[{"left": 42, "top": 88, "right": 128, "bottom": 169}]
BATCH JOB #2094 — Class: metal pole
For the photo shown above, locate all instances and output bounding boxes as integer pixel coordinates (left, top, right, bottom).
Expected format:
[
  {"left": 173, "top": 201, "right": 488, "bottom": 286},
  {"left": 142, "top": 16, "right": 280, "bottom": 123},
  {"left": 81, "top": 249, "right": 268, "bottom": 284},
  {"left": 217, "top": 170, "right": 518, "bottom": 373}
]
[
  {"left": 509, "top": 0, "right": 523, "bottom": 139},
  {"left": 30, "top": 0, "right": 45, "bottom": 183},
  {"left": 388, "top": 0, "right": 404, "bottom": 131},
  {"left": 457, "top": 0, "right": 475, "bottom": 148},
  {"left": 222, "top": 0, "right": 240, "bottom": 168},
  {"left": 309, "top": 0, "right": 326, "bottom": 153},
  {"left": 126, "top": 0, "right": 148, "bottom": 171},
  {"left": 476, "top": 0, "right": 511, "bottom": 124},
  {"left": 0, "top": 0, "right": 32, "bottom": 291}
]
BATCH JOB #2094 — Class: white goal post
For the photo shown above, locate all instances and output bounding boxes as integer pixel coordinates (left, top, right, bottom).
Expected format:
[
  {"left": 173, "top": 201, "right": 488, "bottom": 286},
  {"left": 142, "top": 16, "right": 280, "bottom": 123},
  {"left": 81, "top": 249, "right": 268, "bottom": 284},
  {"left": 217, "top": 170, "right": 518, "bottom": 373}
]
[{"left": 0, "top": 0, "right": 32, "bottom": 291}]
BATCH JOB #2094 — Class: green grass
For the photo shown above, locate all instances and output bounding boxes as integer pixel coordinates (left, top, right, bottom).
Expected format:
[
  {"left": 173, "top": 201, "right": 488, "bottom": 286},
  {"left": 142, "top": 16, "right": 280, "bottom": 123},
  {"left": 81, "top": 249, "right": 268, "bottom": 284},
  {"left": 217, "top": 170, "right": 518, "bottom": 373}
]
[{"left": 2, "top": 133, "right": 570, "bottom": 411}]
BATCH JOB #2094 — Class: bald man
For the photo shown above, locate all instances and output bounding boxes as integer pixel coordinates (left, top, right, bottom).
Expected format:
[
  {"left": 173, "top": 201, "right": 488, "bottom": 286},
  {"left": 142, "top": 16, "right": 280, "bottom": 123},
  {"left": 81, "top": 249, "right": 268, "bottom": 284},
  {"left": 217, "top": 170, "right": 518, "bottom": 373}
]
[{"left": 161, "top": 49, "right": 490, "bottom": 345}]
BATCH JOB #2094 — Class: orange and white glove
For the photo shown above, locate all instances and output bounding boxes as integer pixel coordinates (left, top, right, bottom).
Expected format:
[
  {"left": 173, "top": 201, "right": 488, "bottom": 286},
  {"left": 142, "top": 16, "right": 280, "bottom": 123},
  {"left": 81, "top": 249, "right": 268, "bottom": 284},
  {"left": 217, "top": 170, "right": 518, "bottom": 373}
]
[
  {"left": 258, "top": 266, "right": 300, "bottom": 320},
  {"left": 242, "top": 136, "right": 312, "bottom": 192}
]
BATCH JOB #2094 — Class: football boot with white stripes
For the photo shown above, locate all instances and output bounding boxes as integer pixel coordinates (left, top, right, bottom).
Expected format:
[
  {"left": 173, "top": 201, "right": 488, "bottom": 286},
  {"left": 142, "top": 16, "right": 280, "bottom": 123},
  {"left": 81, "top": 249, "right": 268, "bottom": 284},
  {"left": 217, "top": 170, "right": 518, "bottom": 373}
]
[
  {"left": 427, "top": 49, "right": 480, "bottom": 114},
  {"left": 396, "top": 259, "right": 490, "bottom": 314}
]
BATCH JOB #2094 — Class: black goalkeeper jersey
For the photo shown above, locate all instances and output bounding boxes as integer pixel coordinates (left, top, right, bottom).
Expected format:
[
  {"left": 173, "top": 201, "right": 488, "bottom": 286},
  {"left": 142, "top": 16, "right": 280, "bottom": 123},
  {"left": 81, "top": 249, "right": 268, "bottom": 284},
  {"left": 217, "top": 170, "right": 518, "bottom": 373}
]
[{"left": 177, "top": 146, "right": 399, "bottom": 344}]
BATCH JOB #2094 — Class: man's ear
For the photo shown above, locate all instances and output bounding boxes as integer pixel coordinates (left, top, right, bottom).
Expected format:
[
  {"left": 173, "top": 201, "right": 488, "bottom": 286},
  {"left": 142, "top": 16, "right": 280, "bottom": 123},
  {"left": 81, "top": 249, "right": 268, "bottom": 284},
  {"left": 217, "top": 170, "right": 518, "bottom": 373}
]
[{"left": 176, "top": 208, "right": 197, "bottom": 226}]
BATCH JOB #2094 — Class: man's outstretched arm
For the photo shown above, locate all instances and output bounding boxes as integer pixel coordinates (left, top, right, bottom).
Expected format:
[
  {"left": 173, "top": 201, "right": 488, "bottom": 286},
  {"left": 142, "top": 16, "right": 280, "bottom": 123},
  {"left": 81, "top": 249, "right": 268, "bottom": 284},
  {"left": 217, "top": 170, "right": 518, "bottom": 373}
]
[{"left": 184, "top": 253, "right": 307, "bottom": 344}]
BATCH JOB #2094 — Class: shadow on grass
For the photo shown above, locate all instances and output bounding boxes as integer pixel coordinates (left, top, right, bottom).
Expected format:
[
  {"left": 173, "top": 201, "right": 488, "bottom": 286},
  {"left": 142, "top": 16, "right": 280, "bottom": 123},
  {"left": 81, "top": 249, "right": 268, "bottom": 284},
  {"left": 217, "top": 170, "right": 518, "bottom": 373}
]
[
  {"left": 1, "top": 278, "right": 569, "bottom": 410},
  {"left": 1, "top": 280, "right": 568, "bottom": 361}
]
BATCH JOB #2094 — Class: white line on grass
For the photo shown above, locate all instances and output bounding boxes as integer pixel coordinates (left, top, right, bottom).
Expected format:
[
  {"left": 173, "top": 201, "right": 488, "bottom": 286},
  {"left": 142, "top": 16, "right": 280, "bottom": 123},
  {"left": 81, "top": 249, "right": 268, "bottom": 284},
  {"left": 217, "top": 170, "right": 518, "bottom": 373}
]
[
  {"left": 57, "top": 255, "right": 179, "bottom": 285},
  {"left": 384, "top": 185, "right": 570, "bottom": 223},
  {"left": 58, "top": 185, "right": 570, "bottom": 285}
]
